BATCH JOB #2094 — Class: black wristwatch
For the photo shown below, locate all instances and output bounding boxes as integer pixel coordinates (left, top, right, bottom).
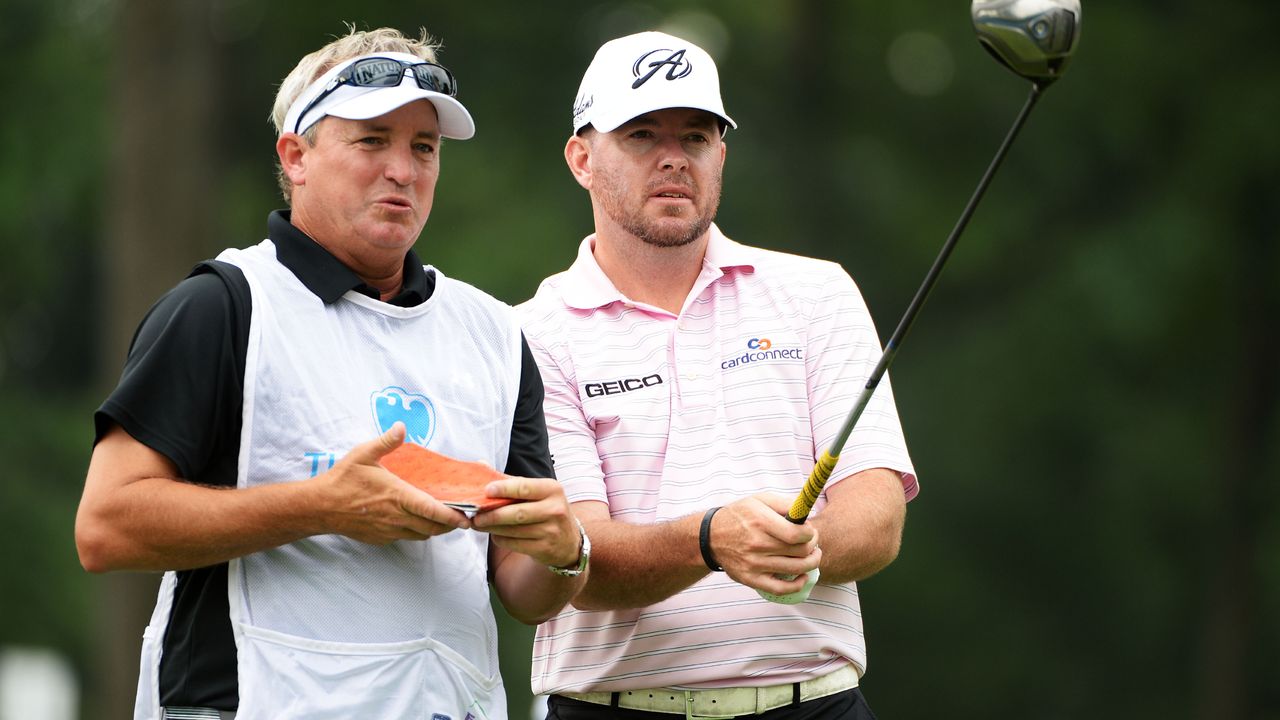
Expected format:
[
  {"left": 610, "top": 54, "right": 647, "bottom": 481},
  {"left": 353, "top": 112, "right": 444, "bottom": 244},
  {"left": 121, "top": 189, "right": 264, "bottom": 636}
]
[{"left": 547, "top": 517, "right": 591, "bottom": 577}]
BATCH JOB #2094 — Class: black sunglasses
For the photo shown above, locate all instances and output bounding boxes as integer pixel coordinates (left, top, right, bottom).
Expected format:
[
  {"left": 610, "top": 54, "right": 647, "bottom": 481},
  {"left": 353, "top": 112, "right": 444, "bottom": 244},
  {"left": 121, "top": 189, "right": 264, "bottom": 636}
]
[{"left": 293, "top": 56, "right": 459, "bottom": 134}]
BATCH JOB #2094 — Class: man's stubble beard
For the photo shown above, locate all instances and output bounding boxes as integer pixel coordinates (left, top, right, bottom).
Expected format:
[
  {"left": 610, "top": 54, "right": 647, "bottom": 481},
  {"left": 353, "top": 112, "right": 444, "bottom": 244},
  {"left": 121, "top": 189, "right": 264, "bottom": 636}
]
[{"left": 595, "top": 166, "right": 722, "bottom": 249}]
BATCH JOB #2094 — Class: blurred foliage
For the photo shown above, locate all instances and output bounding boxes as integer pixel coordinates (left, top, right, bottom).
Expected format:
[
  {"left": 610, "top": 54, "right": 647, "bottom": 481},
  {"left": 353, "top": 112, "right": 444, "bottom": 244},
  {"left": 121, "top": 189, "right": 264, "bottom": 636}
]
[{"left": 1, "top": 0, "right": 1277, "bottom": 718}]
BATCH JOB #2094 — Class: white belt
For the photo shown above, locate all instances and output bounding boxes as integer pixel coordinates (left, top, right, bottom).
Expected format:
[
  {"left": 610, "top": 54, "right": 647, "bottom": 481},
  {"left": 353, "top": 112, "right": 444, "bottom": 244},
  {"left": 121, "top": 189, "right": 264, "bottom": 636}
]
[
  {"left": 558, "top": 664, "right": 859, "bottom": 719},
  {"left": 162, "top": 709, "right": 235, "bottom": 720}
]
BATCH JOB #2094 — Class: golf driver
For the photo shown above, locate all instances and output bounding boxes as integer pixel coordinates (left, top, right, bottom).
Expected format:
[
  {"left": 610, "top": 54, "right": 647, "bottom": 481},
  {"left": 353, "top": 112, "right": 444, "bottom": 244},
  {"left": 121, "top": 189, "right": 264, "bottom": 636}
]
[{"left": 760, "top": 0, "right": 1082, "bottom": 605}]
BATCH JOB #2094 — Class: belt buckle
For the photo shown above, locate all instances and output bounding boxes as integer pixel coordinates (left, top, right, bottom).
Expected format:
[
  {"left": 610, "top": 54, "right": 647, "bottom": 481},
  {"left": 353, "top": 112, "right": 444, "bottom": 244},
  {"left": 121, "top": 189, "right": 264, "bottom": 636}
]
[
  {"left": 684, "top": 689, "right": 731, "bottom": 720},
  {"left": 683, "top": 690, "right": 699, "bottom": 720}
]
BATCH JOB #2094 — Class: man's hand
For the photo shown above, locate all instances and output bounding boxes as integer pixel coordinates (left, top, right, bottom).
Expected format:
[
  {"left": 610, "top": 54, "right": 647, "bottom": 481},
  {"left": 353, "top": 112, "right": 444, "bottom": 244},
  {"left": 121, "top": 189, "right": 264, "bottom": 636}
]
[
  {"left": 709, "top": 493, "right": 822, "bottom": 596},
  {"left": 472, "top": 477, "right": 580, "bottom": 568},
  {"left": 312, "top": 423, "right": 472, "bottom": 544}
]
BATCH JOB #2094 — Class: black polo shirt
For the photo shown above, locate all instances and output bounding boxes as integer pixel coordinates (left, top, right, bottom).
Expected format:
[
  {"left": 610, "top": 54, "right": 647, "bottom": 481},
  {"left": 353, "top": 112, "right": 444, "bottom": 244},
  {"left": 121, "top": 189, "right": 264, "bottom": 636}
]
[{"left": 94, "top": 210, "right": 553, "bottom": 710}]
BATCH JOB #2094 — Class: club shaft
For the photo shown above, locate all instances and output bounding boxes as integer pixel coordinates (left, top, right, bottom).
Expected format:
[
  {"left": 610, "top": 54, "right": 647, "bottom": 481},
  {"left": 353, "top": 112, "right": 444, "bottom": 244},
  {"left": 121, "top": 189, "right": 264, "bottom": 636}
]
[{"left": 787, "top": 82, "right": 1045, "bottom": 523}]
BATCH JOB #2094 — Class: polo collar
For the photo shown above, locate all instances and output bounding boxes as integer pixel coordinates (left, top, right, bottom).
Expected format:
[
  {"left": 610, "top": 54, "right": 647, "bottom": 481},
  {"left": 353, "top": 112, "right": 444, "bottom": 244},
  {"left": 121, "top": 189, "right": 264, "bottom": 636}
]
[
  {"left": 267, "top": 210, "right": 434, "bottom": 307},
  {"left": 560, "top": 223, "right": 757, "bottom": 311}
]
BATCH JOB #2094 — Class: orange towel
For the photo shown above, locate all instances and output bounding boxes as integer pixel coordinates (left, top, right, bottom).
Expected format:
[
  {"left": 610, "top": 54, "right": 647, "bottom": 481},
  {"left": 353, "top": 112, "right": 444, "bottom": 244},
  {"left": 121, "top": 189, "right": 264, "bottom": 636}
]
[{"left": 380, "top": 443, "right": 516, "bottom": 512}]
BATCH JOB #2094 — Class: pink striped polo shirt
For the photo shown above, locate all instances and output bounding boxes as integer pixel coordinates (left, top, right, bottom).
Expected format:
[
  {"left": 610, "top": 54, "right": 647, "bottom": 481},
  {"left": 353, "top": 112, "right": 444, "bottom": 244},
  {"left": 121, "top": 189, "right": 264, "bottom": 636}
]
[{"left": 516, "top": 225, "right": 918, "bottom": 694}]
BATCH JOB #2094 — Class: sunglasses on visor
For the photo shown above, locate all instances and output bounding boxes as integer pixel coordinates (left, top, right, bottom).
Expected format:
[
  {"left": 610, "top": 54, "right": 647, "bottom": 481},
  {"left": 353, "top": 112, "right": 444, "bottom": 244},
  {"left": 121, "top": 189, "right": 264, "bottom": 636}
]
[{"left": 293, "top": 57, "right": 459, "bottom": 134}]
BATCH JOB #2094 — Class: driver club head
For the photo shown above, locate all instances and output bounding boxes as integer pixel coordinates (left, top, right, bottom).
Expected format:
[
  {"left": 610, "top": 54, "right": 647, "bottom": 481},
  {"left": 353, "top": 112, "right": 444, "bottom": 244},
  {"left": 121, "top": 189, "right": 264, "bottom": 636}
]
[{"left": 972, "top": 0, "right": 1081, "bottom": 85}]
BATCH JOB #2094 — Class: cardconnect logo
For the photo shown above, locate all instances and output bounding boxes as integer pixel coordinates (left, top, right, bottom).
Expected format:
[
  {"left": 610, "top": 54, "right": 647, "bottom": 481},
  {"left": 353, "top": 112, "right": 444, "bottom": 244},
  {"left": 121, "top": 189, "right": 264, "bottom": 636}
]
[{"left": 722, "top": 337, "right": 803, "bottom": 369}]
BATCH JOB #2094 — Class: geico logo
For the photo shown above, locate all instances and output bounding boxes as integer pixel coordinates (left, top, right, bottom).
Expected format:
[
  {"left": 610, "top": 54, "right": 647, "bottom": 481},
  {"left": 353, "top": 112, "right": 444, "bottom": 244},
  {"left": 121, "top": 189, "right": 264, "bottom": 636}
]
[
  {"left": 747, "top": 337, "right": 772, "bottom": 351},
  {"left": 584, "top": 373, "right": 664, "bottom": 398}
]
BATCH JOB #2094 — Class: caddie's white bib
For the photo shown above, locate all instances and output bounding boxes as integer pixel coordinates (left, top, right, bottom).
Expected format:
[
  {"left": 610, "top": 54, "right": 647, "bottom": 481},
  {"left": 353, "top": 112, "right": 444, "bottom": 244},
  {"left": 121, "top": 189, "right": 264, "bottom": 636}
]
[{"left": 217, "top": 240, "right": 519, "bottom": 719}]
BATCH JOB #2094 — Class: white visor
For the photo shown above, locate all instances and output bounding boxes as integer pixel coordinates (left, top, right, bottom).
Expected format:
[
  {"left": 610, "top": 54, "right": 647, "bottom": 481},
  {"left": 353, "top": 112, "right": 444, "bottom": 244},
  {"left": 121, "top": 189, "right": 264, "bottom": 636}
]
[{"left": 283, "top": 52, "right": 475, "bottom": 140}]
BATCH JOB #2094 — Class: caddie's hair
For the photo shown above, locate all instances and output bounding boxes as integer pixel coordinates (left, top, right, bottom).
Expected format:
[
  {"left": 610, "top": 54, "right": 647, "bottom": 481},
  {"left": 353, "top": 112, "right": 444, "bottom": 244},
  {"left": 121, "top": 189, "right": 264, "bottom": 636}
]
[{"left": 270, "top": 24, "right": 443, "bottom": 205}]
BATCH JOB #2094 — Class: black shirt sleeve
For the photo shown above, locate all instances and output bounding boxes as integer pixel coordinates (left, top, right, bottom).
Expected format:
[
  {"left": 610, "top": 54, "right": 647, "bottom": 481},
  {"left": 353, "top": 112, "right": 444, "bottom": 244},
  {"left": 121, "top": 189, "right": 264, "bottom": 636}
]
[
  {"left": 94, "top": 261, "right": 250, "bottom": 487},
  {"left": 503, "top": 333, "right": 555, "bottom": 479},
  {"left": 93, "top": 260, "right": 250, "bottom": 710}
]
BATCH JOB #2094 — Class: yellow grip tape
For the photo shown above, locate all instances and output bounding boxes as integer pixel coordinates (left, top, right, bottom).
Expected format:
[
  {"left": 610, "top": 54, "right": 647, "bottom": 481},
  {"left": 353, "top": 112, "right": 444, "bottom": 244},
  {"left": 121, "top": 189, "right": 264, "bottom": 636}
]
[{"left": 788, "top": 450, "right": 839, "bottom": 522}]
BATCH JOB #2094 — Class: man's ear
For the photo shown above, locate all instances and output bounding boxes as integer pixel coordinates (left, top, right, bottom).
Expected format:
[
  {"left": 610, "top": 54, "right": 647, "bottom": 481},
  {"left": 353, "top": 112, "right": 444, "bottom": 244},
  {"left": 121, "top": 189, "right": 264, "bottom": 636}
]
[
  {"left": 564, "top": 134, "right": 593, "bottom": 191},
  {"left": 277, "top": 133, "right": 310, "bottom": 188}
]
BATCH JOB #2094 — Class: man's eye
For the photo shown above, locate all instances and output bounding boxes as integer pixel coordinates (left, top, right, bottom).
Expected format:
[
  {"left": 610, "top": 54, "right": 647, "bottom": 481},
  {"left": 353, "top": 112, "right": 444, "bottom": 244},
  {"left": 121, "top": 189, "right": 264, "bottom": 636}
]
[
  {"left": 360, "top": 136, "right": 384, "bottom": 145},
  {"left": 414, "top": 143, "right": 436, "bottom": 154}
]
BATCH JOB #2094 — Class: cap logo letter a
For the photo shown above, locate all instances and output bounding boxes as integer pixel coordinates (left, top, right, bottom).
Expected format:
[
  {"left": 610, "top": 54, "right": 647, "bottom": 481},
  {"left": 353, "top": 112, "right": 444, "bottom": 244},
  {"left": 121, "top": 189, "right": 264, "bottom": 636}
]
[{"left": 632, "top": 48, "right": 693, "bottom": 88}]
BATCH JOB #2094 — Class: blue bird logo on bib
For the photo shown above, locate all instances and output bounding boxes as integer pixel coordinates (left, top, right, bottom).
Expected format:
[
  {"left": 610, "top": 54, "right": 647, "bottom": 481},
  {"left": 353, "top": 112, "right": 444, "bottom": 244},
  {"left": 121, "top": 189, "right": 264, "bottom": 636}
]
[{"left": 371, "top": 387, "right": 437, "bottom": 447}]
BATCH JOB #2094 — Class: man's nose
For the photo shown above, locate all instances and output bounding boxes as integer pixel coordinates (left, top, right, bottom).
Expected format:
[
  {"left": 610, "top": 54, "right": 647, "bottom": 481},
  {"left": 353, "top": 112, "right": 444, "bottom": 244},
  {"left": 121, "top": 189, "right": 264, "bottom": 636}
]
[
  {"left": 384, "top": 145, "right": 418, "bottom": 185},
  {"left": 656, "top": 138, "right": 690, "bottom": 173}
]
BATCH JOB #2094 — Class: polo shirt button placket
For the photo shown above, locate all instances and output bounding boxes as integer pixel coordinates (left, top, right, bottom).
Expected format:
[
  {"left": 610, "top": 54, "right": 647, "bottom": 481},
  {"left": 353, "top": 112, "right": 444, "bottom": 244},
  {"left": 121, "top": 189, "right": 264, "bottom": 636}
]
[{"left": 672, "top": 319, "right": 714, "bottom": 408}]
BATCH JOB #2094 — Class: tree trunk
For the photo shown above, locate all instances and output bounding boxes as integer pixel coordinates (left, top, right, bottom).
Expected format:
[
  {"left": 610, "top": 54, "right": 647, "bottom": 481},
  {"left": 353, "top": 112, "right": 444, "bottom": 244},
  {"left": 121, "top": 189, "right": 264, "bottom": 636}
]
[
  {"left": 90, "top": 2, "right": 220, "bottom": 718},
  {"left": 1196, "top": 169, "right": 1277, "bottom": 720}
]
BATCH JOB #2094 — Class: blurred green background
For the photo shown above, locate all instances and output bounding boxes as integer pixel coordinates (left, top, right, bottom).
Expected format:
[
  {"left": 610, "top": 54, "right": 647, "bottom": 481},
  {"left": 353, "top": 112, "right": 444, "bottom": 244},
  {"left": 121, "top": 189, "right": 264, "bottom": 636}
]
[{"left": 1, "top": 0, "right": 1277, "bottom": 718}]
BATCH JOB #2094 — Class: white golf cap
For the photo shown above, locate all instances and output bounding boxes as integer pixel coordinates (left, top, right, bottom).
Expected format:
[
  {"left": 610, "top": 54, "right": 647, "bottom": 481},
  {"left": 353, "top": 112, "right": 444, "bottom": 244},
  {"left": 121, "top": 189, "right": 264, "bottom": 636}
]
[
  {"left": 283, "top": 52, "right": 475, "bottom": 139},
  {"left": 571, "top": 31, "right": 736, "bottom": 135}
]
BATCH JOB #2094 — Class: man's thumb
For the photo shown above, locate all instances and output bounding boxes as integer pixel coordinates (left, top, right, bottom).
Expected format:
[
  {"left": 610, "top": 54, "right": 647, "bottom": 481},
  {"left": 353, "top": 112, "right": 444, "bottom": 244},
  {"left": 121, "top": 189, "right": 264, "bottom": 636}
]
[{"left": 367, "top": 422, "right": 407, "bottom": 459}]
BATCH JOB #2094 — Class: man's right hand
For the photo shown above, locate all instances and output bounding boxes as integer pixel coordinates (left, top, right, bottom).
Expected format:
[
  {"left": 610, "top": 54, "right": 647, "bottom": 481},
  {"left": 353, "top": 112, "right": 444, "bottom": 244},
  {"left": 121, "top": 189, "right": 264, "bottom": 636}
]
[
  {"left": 313, "top": 423, "right": 471, "bottom": 544},
  {"left": 708, "top": 494, "right": 822, "bottom": 596}
]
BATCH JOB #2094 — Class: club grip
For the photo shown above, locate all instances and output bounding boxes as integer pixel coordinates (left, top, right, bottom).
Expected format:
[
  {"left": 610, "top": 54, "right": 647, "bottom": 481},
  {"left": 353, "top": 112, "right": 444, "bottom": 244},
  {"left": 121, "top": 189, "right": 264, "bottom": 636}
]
[{"left": 787, "top": 450, "right": 839, "bottom": 523}]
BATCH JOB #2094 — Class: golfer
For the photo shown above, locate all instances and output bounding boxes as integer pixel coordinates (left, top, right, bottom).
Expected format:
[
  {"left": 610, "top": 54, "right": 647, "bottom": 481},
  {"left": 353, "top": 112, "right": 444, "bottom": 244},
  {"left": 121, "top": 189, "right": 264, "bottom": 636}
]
[
  {"left": 75, "top": 27, "right": 588, "bottom": 720},
  {"left": 516, "top": 31, "right": 919, "bottom": 719}
]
